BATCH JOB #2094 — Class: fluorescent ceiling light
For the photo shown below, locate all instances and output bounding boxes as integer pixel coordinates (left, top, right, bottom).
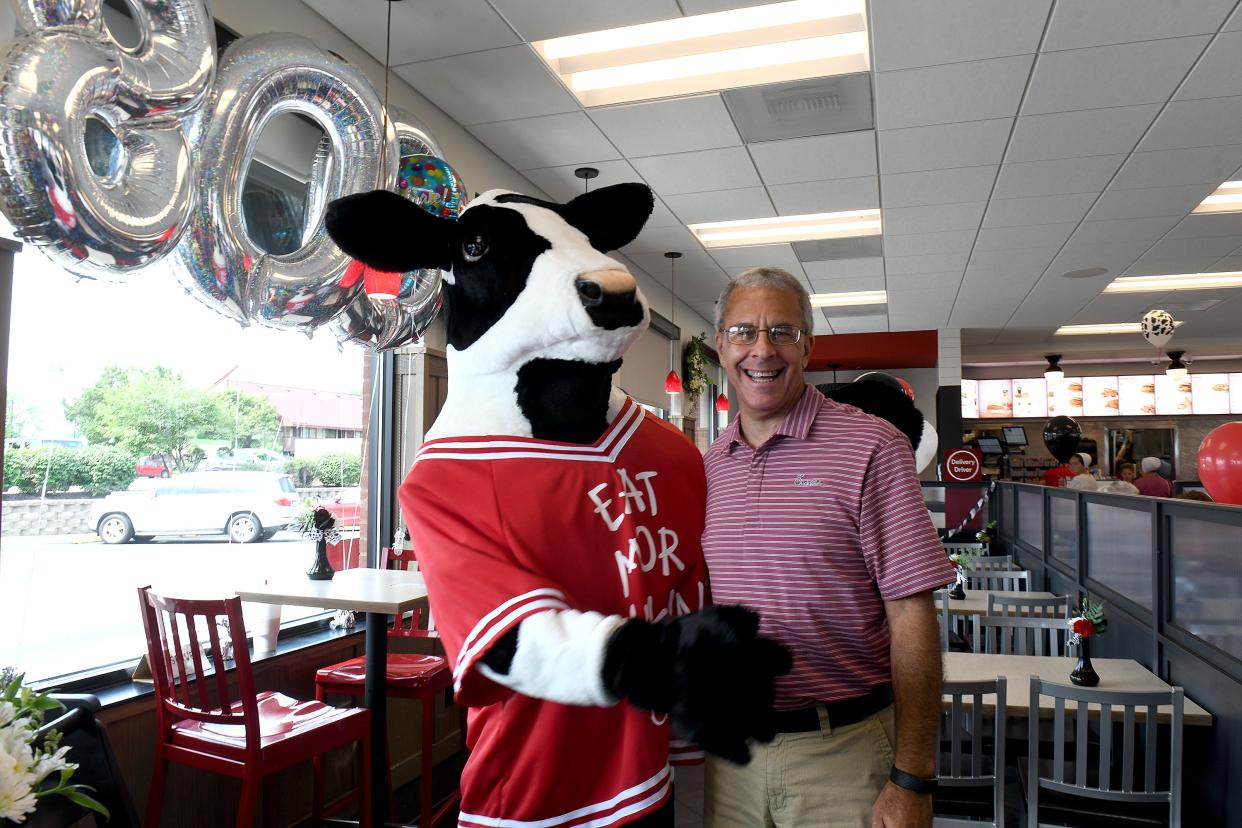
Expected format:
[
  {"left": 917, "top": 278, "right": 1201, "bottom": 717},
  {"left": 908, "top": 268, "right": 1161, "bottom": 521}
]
[
  {"left": 1054, "top": 322, "right": 1185, "bottom": 336},
  {"left": 689, "top": 209, "right": 881, "bottom": 248},
  {"left": 1192, "top": 180, "right": 1242, "bottom": 214},
  {"left": 809, "top": 290, "right": 887, "bottom": 308},
  {"left": 1102, "top": 271, "right": 1242, "bottom": 293},
  {"left": 532, "top": 0, "right": 870, "bottom": 107}
]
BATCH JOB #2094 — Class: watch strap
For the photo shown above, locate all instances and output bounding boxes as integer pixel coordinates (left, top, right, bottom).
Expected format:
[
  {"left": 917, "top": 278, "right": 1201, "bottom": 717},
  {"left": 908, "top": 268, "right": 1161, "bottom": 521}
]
[{"left": 889, "top": 766, "right": 938, "bottom": 795}]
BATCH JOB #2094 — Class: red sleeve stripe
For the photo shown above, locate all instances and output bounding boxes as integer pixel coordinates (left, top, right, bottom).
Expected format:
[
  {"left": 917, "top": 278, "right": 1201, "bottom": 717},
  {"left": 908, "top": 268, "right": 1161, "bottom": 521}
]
[
  {"left": 454, "top": 590, "right": 571, "bottom": 690},
  {"left": 458, "top": 765, "right": 671, "bottom": 828},
  {"left": 420, "top": 400, "right": 640, "bottom": 457}
]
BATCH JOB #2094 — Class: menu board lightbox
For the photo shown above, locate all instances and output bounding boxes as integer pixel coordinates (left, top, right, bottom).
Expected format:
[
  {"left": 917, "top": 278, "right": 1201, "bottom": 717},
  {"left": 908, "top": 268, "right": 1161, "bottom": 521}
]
[
  {"left": 961, "top": 379, "right": 979, "bottom": 420},
  {"left": 1047, "top": 377, "right": 1084, "bottom": 417},
  {"left": 1191, "top": 374, "right": 1231, "bottom": 415},
  {"left": 1118, "top": 375, "right": 1157, "bottom": 416},
  {"left": 978, "top": 380, "right": 1013, "bottom": 418},
  {"left": 1012, "top": 378, "right": 1048, "bottom": 418},
  {"left": 1155, "top": 374, "right": 1192, "bottom": 415},
  {"left": 1232, "top": 374, "right": 1242, "bottom": 415},
  {"left": 1083, "top": 376, "right": 1120, "bottom": 416}
]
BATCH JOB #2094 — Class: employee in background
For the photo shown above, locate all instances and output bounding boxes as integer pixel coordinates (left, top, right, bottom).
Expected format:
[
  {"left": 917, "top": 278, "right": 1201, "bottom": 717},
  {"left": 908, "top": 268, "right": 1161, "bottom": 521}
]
[
  {"left": 1066, "top": 453, "right": 1098, "bottom": 491},
  {"left": 1042, "top": 452, "right": 1088, "bottom": 488},
  {"left": 1135, "top": 456, "right": 1174, "bottom": 498},
  {"left": 1118, "top": 461, "right": 1137, "bottom": 483}
]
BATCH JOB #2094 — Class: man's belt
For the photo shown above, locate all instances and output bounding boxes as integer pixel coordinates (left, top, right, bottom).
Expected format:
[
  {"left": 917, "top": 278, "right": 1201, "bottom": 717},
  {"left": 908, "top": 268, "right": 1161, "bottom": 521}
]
[{"left": 769, "top": 685, "right": 894, "bottom": 733}]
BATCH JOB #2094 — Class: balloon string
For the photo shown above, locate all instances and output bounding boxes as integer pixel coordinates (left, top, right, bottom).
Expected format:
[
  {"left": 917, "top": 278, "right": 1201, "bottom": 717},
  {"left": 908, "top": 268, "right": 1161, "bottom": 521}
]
[{"left": 379, "top": 0, "right": 393, "bottom": 177}]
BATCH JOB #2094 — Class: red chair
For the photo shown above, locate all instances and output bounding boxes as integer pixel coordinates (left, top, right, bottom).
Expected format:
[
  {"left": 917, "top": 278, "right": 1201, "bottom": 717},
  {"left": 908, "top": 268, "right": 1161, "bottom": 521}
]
[
  {"left": 314, "top": 547, "right": 461, "bottom": 827},
  {"left": 138, "top": 585, "right": 372, "bottom": 828}
]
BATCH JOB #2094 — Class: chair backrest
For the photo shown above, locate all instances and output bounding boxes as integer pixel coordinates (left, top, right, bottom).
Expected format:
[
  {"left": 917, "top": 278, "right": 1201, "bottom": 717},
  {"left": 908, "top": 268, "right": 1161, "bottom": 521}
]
[
  {"left": 939, "top": 677, "right": 1007, "bottom": 828},
  {"left": 137, "top": 586, "right": 260, "bottom": 758},
  {"left": 379, "top": 547, "right": 438, "bottom": 640},
  {"left": 967, "top": 569, "right": 1031, "bottom": 592},
  {"left": 986, "top": 593, "right": 1071, "bottom": 619},
  {"left": 1028, "top": 677, "right": 1183, "bottom": 828},
  {"left": 937, "top": 589, "right": 951, "bottom": 651},
  {"left": 973, "top": 615, "right": 1071, "bottom": 656},
  {"left": 971, "top": 554, "right": 1014, "bottom": 572}
]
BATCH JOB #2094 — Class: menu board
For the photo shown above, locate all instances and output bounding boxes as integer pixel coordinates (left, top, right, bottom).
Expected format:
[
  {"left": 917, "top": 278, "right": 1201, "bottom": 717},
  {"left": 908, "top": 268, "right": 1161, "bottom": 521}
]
[
  {"left": 1012, "top": 378, "right": 1048, "bottom": 418},
  {"left": 1232, "top": 374, "right": 1242, "bottom": 416},
  {"left": 1083, "top": 376, "right": 1120, "bottom": 416},
  {"left": 1191, "top": 374, "right": 1231, "bottom": 415},
  {"left": 961, "top": 379, "right": 979, "bottom": 420},
  {"left": 1118, "top": 375, "right": 1157, "bottom": 416},
  {"left": 1047, "top": 377, "right": 1084, "bottom": 417},
  {"left": 1155, "top": 374, "right": 1193, "bottom": 415},
  {"left": 978, "top": 380, "right": 1013, "bottom": 418}
]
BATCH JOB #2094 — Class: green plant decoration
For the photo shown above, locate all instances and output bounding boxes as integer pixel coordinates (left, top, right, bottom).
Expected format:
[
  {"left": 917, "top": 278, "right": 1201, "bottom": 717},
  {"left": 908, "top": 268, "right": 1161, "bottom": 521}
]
[{"left": 682, "top": 334, "right": 712, "bottom": 400}]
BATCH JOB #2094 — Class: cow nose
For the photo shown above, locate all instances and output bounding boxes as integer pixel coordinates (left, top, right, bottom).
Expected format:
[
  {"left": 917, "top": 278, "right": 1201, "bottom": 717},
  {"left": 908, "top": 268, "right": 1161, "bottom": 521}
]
[{"left": 576, "top": 268, "right": 643, "bottom": 330}]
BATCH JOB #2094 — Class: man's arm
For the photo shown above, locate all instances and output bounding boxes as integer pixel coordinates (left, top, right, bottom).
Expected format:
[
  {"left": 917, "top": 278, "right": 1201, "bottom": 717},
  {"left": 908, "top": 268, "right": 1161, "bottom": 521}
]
[{"left": 872, "top": 589, "right": 941, "bottom": 827}]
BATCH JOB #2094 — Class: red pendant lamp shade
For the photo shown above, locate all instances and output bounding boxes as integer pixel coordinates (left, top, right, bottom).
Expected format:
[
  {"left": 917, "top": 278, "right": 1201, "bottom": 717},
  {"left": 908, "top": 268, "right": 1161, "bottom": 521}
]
[
  {"left": 715, "top": 392, "right": 729, "bottom": 412},
  {"left": 664, "top": 370, "right": 683, "bottom": 394},
  {"left": 342, "top": 260, "right": 402, "bottom": 300}
]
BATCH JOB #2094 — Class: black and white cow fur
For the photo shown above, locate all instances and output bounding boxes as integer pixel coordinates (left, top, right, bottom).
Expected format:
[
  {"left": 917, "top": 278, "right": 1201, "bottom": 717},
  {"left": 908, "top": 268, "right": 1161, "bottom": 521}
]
[{"left": 325, "top": 182, "right": 789, "bottom": 763}]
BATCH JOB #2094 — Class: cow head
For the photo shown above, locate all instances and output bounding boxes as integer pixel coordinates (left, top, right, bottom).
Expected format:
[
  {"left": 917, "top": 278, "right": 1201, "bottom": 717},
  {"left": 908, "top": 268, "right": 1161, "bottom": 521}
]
[{"left": 324, "top": 183, "right": 654, "bottom": 374}]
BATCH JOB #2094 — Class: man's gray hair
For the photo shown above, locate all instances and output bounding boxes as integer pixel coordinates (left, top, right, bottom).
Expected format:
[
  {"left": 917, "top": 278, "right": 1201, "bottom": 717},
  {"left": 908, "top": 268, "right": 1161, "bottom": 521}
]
[{"left": 715, "top": 266, "right": 814, "bottom": 333}]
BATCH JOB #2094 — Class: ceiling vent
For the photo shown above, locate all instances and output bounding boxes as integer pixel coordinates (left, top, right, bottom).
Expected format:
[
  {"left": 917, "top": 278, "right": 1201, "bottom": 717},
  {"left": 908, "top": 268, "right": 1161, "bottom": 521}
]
[
  {"left": 793, "top": 235, "right": 883, "bottom": 262},
  {"left": 724, "top": 73, "right": 873, "bottom": 143}
]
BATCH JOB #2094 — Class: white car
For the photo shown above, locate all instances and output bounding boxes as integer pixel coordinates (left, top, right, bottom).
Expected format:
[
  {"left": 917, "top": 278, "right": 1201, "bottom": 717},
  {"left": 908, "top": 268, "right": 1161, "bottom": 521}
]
[{"left": 90, "top": 471, "right": 299, "bottom": 544}]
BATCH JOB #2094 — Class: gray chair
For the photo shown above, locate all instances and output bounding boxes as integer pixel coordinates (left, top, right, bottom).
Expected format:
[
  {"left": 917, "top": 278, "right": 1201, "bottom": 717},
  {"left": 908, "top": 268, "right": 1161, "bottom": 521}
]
[
  {"left": 937, "top": 590, "right": 974, "bottom": 652},
  {"left": 1025, "top": 678, "right": 1184, "bottom": 827},
  {"left": 967, "top": 569, "right": 1032, "bottom": 592},
  {"left": 987, "top": 594, "right": 1072, "bottom": 619},
  {"left": 935, "top": 678, "right": 1007, "bottom": 828},
  {"left": 974, "top": 616, "right": 1072, "bottom": 656},
  {"left": 972, "top": 554, "right": 1014, "bottom": 572}
]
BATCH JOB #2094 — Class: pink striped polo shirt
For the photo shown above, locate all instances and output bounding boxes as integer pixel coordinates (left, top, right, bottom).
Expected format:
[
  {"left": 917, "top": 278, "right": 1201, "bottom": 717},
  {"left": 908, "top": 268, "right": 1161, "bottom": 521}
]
[{"left": 702, "top": 386, "right": 955, "bottom": 708}]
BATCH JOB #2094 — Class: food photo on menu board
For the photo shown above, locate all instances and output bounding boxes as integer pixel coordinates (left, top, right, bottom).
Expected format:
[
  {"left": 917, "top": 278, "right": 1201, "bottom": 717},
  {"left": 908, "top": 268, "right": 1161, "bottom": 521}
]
[
  {"left": 1154, "top": 374, "right": 1193, "bottom": 415},
  {"left": 1047, "top": 377, "right": 1084, "bottom": 416},
  {"left": 1012, "top": 378, "right": 1048, "bottom": 418},
  {"left": 1191, "top": 374, "right": 1231, "bottom": 415},
  {"left": 1118, "top": 375, "right": 1157, "bottom": 416},
  {"left": 978, "top": 380, "right": 1013, "bottom": 418},
  {"left": 1083, "top": 376, "right": 1120, "bottom": 416},
  {"left": 1232, "top": 374, "right": 1242, "bottom": 415},
  {"left": 961, "top": 379, "right": 979, "bottom": 419}
]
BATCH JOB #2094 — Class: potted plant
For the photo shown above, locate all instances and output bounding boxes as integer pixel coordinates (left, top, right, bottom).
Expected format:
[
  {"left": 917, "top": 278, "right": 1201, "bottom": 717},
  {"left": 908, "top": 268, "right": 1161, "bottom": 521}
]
[
  {"left": 294, "top": 503, "right": 341, "bottom": 580},
  {"left": 682, "top": 334, "right": 712, "bottom": 420},
  {"left": 946, "top": 548, "right": 979, "bottom": 600},
  {"left": 1067, "top": 599, "right": 1108, "bottom": 686},
  {"left": 975, "top": 520, "right": 997, "bottom": 548}
]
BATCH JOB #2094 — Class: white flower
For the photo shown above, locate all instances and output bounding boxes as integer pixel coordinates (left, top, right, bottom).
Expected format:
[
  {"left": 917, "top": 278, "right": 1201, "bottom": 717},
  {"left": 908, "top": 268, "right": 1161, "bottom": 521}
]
[
  {"left": 32, "top": 744, "right": 75, "bottom": 786},
  {"left": 0, "top": 701, "right": 16, "bottom": 728},
  {"left": 0, "top": 741, "right": 39, "bottom": 823}
]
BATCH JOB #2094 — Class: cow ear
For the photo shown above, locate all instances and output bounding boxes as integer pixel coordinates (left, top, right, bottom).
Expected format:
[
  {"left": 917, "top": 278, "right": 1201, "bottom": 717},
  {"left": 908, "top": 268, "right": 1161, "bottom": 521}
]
[
  {"left": 564, "top": 183, "right": 653, "bottom": 252},
  {"left": 325, "top": 189, "right": 453, "bottom": 272}
]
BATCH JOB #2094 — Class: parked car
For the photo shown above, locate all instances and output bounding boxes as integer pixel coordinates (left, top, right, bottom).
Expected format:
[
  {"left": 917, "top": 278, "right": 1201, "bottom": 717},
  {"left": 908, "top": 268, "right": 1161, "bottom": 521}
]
[
  {"left": 89, "top": 471, "right": 298, "bottom": 544},
  {"left": 319, "top": 487, "right": 361, "bottom": 530},
  {"left": 135, "top": 455, "right": 171, "bottom": 478},
  {"left": 195, "top": 448, "right": 286, "bottom": 472}
]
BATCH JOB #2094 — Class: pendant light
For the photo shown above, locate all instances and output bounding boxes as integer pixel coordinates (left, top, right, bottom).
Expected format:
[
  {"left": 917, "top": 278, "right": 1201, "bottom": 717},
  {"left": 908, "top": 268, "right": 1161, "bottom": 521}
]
[
  {"left": 358, "top": 0, "right": 403, "bottom": 301},
  {"left": 574, "top": 166, "right": 599, "bottom": 194},
  {"left": 715, "top": 389, "right": 730, "bottom": 429},
  {"left": 1043, "top": 354, "right": 1064, "bottom": 382},
  {"left": 664, "top": 252, "right": 683, "bottom": 415},
  {"left": 1166, "top": 350, "right": 1188, "bottom": 382}
]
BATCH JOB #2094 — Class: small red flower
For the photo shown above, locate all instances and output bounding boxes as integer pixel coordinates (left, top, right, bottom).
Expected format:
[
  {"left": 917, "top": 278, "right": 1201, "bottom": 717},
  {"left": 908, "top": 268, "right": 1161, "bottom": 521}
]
[{"left": 1072, "top": 618, "right": 1094, "bottom": 637}]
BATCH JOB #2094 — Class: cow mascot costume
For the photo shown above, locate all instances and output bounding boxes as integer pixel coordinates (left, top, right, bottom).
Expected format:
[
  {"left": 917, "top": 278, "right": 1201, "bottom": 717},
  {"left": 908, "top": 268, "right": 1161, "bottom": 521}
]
[{"left": 326, "top": 183, "right": 790, "bottom": 827}]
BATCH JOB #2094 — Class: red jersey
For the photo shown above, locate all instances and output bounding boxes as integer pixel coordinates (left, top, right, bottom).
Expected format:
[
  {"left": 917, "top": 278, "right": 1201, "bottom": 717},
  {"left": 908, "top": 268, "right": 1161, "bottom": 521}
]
[
  {"left": 400, "top": 397, "right": 708, "bottom": 827},
  {"left": 1042, "top": 465, "right": 1074, "bottom": 488}
]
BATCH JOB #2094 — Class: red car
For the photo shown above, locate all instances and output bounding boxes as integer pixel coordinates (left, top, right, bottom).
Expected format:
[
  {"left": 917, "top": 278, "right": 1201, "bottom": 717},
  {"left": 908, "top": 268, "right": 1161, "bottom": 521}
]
[
  {"left": 135, "top": 455, "right": 171, "bottom": 478},
  {"left": 321, "top": 488, "right": 361, "bottom": 529}
]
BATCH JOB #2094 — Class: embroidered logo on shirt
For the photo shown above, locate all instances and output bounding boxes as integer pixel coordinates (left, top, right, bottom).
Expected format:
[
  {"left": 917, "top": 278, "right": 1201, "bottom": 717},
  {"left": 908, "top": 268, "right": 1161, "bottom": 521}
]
[{"left": 793, "top": 474, "right": 825, "bottom": 487}]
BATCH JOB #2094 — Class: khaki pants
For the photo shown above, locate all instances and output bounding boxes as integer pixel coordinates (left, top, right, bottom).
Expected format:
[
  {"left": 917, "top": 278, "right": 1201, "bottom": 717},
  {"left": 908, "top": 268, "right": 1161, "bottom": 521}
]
[{"left": 704, "top": 705, "right": 896, "bottom": 828}]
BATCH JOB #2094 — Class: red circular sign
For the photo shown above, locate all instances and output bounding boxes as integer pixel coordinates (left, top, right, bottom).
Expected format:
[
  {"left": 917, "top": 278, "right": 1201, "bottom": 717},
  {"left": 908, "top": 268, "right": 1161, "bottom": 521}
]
[{"left": 945, "top": 449, "right": 981, "bottom": 482}]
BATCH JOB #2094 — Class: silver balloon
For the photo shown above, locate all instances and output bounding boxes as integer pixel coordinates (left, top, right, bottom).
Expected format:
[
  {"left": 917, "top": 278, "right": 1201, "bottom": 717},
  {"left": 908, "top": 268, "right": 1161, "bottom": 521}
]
[
  {"left": 170, "top": 32, "right": 396, "bottom": 326},
  {"left": 0, "top": 0, "right": 213, "bottom": 278},
  {"left": 13, "top": 0, "right": 103, "bottom": 33}
]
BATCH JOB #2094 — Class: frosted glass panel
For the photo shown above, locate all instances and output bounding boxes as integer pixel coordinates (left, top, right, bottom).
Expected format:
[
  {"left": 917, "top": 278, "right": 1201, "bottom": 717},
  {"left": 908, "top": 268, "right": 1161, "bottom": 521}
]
[
  {"left": 1050, "top": 496, "right": 1078, "bottom": 570},
  {"left": 1086, "top": 502, "right": 1152, "bottom": 609},
  {"left": 1018, "top": 488, "right": 1043, "bottom": 550},
  {"left": 1172, "top": 516, "right": 1242, "bottom": 660}
]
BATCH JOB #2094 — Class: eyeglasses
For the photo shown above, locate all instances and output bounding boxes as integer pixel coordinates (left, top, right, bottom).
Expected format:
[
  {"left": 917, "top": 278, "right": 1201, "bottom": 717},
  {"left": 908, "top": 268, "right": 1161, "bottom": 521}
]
[{"left": 722, "top": 324, "right": 805, "bottom": 346}]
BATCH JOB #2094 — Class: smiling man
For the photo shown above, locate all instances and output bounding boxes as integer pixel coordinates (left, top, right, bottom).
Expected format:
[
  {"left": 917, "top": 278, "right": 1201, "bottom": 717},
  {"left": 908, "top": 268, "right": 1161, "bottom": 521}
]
[{"left": 701, "top": 267, "right": 955, "bottom": 828}]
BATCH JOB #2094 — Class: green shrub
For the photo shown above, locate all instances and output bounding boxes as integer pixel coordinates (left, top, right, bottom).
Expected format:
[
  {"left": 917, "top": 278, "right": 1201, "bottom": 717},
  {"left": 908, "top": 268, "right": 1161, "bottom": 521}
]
[
  {"left": 284, "top": 453, "right": 362, "bottom": 487},
  {"left": 78, "top": 446, "right": 136, "bottom": 495},
  {"left": 1, "top": 446, "right": 136, "bottom": 495},
  {"left": 285, "top": 456, "right": 319, "bottom": 487}
]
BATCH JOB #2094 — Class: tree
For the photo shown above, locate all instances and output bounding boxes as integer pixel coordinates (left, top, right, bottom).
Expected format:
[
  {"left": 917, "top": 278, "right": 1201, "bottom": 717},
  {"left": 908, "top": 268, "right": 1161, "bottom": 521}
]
[
  {"left": 4, "top": 392, "right": 40, "bottom": 439},
  {"left": 221, "top": 389, "right": 283, "bottom": 449}
]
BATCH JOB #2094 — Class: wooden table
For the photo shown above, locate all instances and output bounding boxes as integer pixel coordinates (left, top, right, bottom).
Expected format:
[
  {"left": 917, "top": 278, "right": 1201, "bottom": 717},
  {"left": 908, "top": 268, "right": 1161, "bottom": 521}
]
[
  {"left": 238, "top": 568, "right": 429, "bottom": 824},
  {"left": 943, "top": 652, "right": 1213, "bottom": 725},
  {"left": 943, "top": 590, "right": 1058, "bottom": 617}
]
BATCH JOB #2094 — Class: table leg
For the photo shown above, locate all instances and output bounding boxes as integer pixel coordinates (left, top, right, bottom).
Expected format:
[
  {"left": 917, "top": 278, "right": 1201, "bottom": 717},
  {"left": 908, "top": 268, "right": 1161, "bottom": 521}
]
[{"left": 365, "top": 612, "right": 389, "bottom": 825}]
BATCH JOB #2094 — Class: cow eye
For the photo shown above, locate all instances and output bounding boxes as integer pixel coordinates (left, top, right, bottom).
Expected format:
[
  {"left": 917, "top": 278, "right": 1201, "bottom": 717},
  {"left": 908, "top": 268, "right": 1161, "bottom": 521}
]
[{"left": 462, "top": 235, "right": 489, "bottom": 262}]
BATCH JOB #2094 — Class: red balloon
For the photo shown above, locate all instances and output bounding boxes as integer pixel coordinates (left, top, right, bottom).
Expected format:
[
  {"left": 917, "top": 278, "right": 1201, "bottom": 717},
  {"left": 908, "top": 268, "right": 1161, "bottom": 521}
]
[{"left": 1198, "top": 422, "right": 1242, "bottom": 505}]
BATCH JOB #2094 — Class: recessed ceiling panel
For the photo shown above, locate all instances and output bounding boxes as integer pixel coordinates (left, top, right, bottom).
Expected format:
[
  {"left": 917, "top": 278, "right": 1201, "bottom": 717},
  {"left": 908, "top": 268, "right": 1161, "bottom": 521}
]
[
  {"left": 630, "top": 147, "right": 762, "bottom": 195},
  {"left": 708, "top": 243, "right": 803, "bottom": 273},
  {"left": 488, "top": 0, "right": 681, "bottom": 41},
  {"left": 882, "top": 229, "right": 975, "bottom": 257},
  {"left": 982, "top": 193, "right": 1097, "bottom": 228},
  {"left": 750, "top": 131, "right": 877, "bottom": 185},
  {"left": 769, "top": 176, "right": 879, "bottom": 214},
  {"left": 869, "top": 0, "right": 1050, "bottom": 72},
  {"left": 1006, "top": 105, "right": 1159, "bottom": 163},
  {"left": 588, "top": 94, "right": 741, "bottom": 157},
  {"left": 1166, "top": 213, "right": 1242, "bottom": 239},
  {"left": 974, "top": 222, "right": 1077, "bottom": 253},
  {"left": 1175, "top": 30, "right": 1242, "bottom": 101},
  {"left": 793, "top": 235, "right": 883, "bottom": 262},
  {"left": 1139, "top": 96, "right": 1242, "bottom": 152},
  {"left": 722, "top": 74, "right": 875, "bottom": 143},
  {"left": 883, "top": 202, "right": 987, "bottom": 235},
  {"left": 1112, "top": 145, "right": 1242, "bottom": 189},
  {"left": 467, "top": 112, "right": 621, "bottom": 170},
  {"left": 877, "top": 118, "right": 1011, "bottom": 175},
  {"left": 881, "top": 165, "right": 997, "bottom": 208},
  {"left": 303, "top": 0, "right": 518, "bottom": 64},
  {"left": 1087, "top": 184, "right": 1216, "bottom": 221},
  {"left": 1041, "top": 0, "right": 1235, "bottom": 51},
  {"left": 803, "top": 257, "right": 885, "bottom": 280},
  {"left": 663, "top": 187, "right": 775, "bottom": 224},
  {"left": 874, "top": 56, "right": 1032, "bottom": 130},
  {"left": 993, "top": 155, "right": 1125, "bottom": 199}
]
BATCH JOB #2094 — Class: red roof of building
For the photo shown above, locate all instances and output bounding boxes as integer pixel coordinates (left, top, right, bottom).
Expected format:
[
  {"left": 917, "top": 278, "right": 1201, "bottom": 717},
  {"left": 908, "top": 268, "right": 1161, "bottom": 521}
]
[{"left": 223, "top": 380, "right": 363, "bottom": 430}]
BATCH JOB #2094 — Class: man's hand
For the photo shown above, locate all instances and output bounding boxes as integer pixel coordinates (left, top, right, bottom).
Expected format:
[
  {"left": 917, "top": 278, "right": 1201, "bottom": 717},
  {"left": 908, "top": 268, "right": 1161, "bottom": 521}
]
[{"left": 872, "top": 781, "right": 932, "bottom": 828}]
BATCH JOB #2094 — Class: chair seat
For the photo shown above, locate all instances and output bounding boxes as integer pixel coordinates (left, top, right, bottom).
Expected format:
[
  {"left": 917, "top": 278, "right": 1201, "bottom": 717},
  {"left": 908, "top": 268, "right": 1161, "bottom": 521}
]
[
  {"left": 170, "top": 690, "right": 366, "bottom": 757},
  {"left": 317, "top": 653, "right": 450, "bottom": 690},
  {"left": 1018, "top": 757, "right": 1169, "bottom": 827}
]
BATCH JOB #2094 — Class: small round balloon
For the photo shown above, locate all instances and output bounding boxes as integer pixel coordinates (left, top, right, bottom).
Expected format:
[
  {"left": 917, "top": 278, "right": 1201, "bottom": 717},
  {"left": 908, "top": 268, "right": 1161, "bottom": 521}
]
[
  {"left": 1043, "top": 416, "right": 1082, "bottom": 463},
  {"left": 1198, "top": 422, "right": 1242, "bottom": 505},
  {"left": 1141, "top": 309, "right": 1176, "bottom": 348},
  {"left": 915, "top": 419, "right": 937, "bottom": 473}
]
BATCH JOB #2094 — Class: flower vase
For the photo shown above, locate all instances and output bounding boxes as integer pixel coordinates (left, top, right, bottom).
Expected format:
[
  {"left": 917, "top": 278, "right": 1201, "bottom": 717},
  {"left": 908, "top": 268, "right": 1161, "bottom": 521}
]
[
  {"left": 307, "top": 537, "right": 335, "bottom": 580},
  {"left": 1070, "top": 637, "right": 1100, "bottom": 686},
  {"left": 948, "top": 567, "right": 966, "bottom": 600}
]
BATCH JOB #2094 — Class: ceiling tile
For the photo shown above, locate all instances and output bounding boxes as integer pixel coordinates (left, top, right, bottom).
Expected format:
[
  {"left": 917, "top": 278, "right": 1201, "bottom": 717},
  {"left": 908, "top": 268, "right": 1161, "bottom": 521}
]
[
  {"left": 393, "top": 46, "right": 577, "bottom": 126},
  {"left": 807, "top": 274, "right": 886, "bottom": 293},
  {"left": 877, "top": 119, "right": 1012, "bottom": 175},
  {"left": 887, "top": 288, "right": 956, "bottom": 326},
  {"left": 708, "top": 244, "right": 803, "bottom": 273},
  {"left": 803, "top": 258, "right": 886, "bottom": 280},
  {"left": 468, "top": 112, "right": 620, "bottom": 170},
  {"left": 1042, "top": 0, "right": 1235, "bottom": 51},
  {"left": 882, "top": 229, "right": 976, "bottom": 258},
  {"left": 1122, "top": 256, "right": 1222, "bottom": 278},
  {"left": 1175, "top": 31, "right": 1242, "bottom": 100},
  {"left": 769, "top": 177, "right": 879, "bottom": 214},
  {"left": 1112, "top": 145, "right": 1242, "bottom": 189},
  {"left": 750, "top": 131, "right": 877, "bottom": 186},
  {"left": 1139, "top": 95, "right": 1242, "bottom": 151},
  {"left": 621, "top": 224, "right": 699, "bottom": 256},
  {"left": 883, "top": 202, "right": 987, "bottom": 236},
  {"left": 869, "top": 0, "right": 1050, "bottom": 72},
  {"left": 663, "top": 187, "right": 774, "bottom": 224},
  {"left": 1021, "top": 37, "right": 1209, "bottom": 115},
  {"left": 630, "top": 147, "right": 761, "bottom": 196},
  {"left": 993, "top": 155, "right": 1125, "bottom": 198},
  {"left": 825, "top": 315, "right": 890, "bottom": 334},
  {"left": 1166, "top": 213, "right": 1242, "bottom": 239},
  {"left": 874, "top": 56, "right": 1033, "bottom": 130},
  {"left": 1042, "top": 241, "right": 1143, "bottom": 281},
  {"left": 1142, "top": 235, "right": 1242, "bottom": 260},
  {"left": 1069, "top": 216, "right": 1181, "bottom": 247},
  {"left": 588, "top": 95, "right": 741, "bottom": 158},
  {"left": 304, "top": 0, "right": 518, "bottom": 64},
  {"left": 522, "top": 159, "right": 646, "bottom": 202},
  {"left": 642, "top": 198, "right": 681, "bottom": 229},
  {"left": 886, "top": 271, "right": 964, "bottom": 292},
  {"left": 723, "top": 74, "right": 874, "bottom": 143},
  {"left": 974, "top": 222, "right": 1078, "bottom": 252},
  {"left": 982, "top": 193, "right": 1097, "bottom": 228},
  {"left": 1006, "top": 105, "right": 1159, "bottom": 163},
  {"left": 1228, "top": 5, "right": 1242, "bottom": 31},
  {"left": 966, "top": 248, "right": 1058, "bottom": 278},
  {"left": 677, "top": 0, "right": 771, "bottom": 13},
  {"left": 794, "top": 236, "right": 883, "bottom": 262},
  {"left": 487, "top": 0, "right": 680, "bottom": 40},
  {"left": 1209, "top": 255, "right": 1242, "bottom": 271},
  {"left": 1087, "top": 183, "right": 1217, "bottom": 221},
  {"left": 1073, "top": 292, "right": 1177, "bottom": 323},
  {"left": 881, "top": 165, "right": 998, "bottom": 208},
  {"left": 885, "top": 252, "right": 971, "bottom": 276}
]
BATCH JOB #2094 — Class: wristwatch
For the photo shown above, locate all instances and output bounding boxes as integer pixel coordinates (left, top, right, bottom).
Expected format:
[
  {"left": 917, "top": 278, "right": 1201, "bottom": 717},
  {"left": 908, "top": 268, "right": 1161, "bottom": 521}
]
[{"left": 889, "top": 766, "right": 938, "bottom": 795}]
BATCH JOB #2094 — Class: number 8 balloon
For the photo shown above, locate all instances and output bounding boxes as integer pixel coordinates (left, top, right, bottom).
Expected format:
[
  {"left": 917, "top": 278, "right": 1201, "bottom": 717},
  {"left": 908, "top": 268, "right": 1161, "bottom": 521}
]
[{"left": 0, "top": 0, "right": 215, "bottom": 278}]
